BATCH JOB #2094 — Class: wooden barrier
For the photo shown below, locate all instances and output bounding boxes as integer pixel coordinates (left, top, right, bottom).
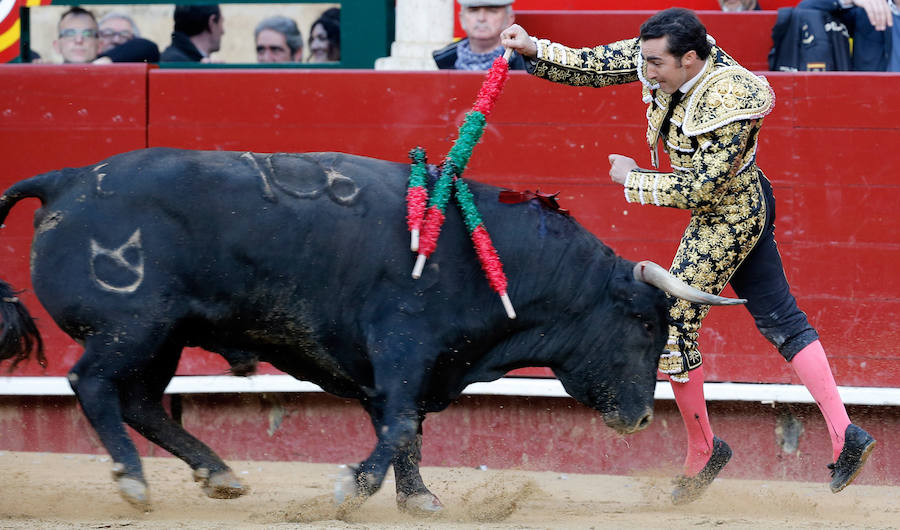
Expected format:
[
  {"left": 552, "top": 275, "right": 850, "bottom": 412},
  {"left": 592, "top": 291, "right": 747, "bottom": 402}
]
[
  {"left": 1, "top": 66, "right": 898, "bottom": 391},
  {"left": 514, "top": 11, "right": 778, "bottom": 72},
  {"left": 0, "top": 64, "right": 149, "bottom": 375},
  {"left": 1, "top": 64, "right": 898, "bottom": 484}
]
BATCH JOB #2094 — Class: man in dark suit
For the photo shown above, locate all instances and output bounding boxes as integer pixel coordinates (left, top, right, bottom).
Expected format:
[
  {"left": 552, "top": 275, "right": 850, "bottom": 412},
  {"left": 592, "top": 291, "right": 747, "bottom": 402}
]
[
  {"left": 798, "top": 0, "right": 898, "bottom": 70},
  {"left": 160, "top": 4, "right": 224, "bottom": 63}
]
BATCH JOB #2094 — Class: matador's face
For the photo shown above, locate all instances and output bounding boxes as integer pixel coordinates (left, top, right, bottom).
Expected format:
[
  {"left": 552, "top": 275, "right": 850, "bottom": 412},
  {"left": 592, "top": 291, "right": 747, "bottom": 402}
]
[{"left": 640, "top": 36, "right": 694, "bottom": 95}]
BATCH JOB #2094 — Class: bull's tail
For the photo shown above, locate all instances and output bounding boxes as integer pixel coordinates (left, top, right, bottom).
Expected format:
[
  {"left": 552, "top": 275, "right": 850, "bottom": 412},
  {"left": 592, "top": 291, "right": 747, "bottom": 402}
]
[
  {"left": 0, "top": 281, "right": 45, "bottom": 371},
  {"left": 0, "top": 175, "right": 54, "bottom": 371},
  {"left": 0, "top": 172, "right": 56, "bottom": 226}
]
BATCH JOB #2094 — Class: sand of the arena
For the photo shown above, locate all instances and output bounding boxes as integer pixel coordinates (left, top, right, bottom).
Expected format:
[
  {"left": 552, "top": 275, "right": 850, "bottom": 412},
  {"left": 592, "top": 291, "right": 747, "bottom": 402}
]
[{"left": 0, "top": 451, "right": 897, "bottom": 529}]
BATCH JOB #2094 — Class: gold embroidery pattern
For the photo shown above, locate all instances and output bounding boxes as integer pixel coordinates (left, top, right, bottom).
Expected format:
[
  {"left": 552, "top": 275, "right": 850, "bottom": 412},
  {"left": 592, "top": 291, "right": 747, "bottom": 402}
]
[
  {"left": 529, "top": 41, "right": 772, "bottom": 377},
  {"left": 626, "top": 51, "right": 770, "bottom": 375},
  {"left": 531, "top": 38, "right": 641, "bottom": 88},
  {"left": 665, "top": 170, "right": 766, "bottom": 374},
  {"left": 629, "top": 119, "right": 760, "bottom": 212},
  {"left": 682, "top": 66, "right": 774, "bottom": 137}
]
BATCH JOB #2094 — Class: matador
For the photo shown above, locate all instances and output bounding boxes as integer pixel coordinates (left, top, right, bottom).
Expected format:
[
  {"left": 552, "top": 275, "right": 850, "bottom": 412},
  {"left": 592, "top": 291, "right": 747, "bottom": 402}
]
[{"left": 500, "top": 7, "right": 875, "bottom": 504}]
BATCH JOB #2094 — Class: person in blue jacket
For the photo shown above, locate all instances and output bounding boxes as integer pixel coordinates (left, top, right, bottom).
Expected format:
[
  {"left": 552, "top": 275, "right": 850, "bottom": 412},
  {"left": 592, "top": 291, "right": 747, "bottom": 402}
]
[{"left": 798, "top": 0, "right": 899, "bottom": 70}]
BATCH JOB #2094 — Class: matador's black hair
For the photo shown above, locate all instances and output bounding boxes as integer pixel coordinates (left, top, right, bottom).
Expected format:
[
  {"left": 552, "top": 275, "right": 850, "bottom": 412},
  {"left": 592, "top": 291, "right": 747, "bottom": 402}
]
[{"left": 640, "top": 8, "right": 711, "bottom": 60}]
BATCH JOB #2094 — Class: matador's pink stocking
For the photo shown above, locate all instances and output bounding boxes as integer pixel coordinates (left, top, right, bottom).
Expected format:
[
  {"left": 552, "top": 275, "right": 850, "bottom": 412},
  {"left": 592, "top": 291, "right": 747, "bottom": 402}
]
[
  {"left": 790, "top": 340, "right": 851, "bottom": 460},
  {"left": 671, "top": 365, "right": 715, "bottom": 476}
]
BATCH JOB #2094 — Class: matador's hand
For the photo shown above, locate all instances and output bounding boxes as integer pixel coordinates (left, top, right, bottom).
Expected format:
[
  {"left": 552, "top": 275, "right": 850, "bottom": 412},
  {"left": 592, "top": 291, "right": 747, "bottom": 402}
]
[
  {"left": 608, "top": 154, "right": 638, "bottom": 185},
  {"left": 500, "top": 24, "right": 537, "bottom": 58}
]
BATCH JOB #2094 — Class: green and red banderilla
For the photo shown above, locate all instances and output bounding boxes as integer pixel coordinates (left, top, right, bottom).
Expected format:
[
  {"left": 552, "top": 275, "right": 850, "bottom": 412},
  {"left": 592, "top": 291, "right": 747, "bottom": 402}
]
[{"left": 406, "top": 50, "right": 515, "bottom": 319}]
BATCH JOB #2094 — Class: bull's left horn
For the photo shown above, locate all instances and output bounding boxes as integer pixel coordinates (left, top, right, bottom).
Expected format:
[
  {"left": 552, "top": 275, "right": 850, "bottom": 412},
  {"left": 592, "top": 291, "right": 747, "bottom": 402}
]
[{"left": 633, "top": 261, "right": 746, "bottom": 306}]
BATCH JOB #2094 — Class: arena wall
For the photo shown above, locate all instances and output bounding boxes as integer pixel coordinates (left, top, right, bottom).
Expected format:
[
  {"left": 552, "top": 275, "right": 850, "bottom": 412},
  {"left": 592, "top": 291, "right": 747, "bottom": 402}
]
[{"left": 0, "top": 62, "right": 897, "bottom": 486}]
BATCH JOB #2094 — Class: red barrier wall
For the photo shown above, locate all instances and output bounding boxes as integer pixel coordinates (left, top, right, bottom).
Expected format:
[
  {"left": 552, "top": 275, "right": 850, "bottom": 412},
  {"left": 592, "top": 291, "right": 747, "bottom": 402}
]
[
  {"left": 515, "top": 11, "right": 778, "bottom": 72},
  {"left": 1, "top": 66, "right": 899, "bottom": 391},
  {"left": 454, "top": 5, "right": 793, "bottom": 40},
  {"left": 1, "top": 393, "right": 896, "bottom": 485},
  {"left": 0, "top": 64, "right": 149, "bottom": 374}
]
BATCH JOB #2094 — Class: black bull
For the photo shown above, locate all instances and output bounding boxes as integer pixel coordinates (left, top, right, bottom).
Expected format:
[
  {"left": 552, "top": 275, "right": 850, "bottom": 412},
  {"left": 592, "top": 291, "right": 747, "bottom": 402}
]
[{"left": 0, "top": 148, "right": 743, "bottom": 512}]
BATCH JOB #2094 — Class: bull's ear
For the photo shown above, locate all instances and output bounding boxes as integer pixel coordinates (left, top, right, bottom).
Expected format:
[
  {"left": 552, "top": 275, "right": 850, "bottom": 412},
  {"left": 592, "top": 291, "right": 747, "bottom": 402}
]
[
  {"left": 633, "top": 261, "right": 746, "bottom": 306},
  {"left": 605, "top": 269, "right": 636, "bottom": 304}
]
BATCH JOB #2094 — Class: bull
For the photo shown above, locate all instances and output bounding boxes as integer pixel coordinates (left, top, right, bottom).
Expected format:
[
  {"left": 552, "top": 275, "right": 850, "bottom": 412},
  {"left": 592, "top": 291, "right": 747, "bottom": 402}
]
[{"left": 0, "top": 148, "right": 743, "bottom": 513}]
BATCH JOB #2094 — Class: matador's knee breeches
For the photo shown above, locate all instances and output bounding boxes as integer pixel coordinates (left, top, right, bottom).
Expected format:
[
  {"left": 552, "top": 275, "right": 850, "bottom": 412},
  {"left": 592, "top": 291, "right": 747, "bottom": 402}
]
[{"left": 659, "top": 179, "right": 766, "bottom": 382}]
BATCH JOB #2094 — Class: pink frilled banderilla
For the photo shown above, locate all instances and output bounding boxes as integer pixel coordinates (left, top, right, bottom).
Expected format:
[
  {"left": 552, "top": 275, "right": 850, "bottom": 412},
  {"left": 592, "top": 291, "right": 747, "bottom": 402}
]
[{"left": 406, "top": 51, "right": 515, "bottom": 319}]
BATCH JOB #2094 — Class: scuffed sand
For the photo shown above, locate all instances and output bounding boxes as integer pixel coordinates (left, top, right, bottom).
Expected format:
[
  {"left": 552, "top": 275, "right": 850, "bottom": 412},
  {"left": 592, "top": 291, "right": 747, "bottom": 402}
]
[{"left": 0, "top": 451, "right": 897, "bottom": 529}]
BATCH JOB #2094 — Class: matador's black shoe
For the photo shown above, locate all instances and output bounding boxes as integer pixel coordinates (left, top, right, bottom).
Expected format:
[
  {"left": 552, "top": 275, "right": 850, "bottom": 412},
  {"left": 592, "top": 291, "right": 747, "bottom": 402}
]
[
  {"left": 671, "top": 437, "right": 732, "bottom": 505},
  {"left": 828, "top": 424, "right": 876, "bottom": 493}
]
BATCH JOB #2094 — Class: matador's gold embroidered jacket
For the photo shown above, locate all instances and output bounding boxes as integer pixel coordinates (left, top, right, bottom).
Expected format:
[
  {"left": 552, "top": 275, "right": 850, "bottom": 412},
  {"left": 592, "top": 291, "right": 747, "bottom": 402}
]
[{"left": 528, "top": 36, "right": 776, "bottom": 380}]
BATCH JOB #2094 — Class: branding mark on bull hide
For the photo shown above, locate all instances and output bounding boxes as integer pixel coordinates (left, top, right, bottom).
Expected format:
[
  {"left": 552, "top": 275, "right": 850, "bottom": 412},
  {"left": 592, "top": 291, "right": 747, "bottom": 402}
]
[
  {"left": 90, "top": 229, "right": 144, "bottom": 294},
  {"left": 93, "top": 163, "right": 114, "bottom": 197},
  {"left": 325, "top": 169, "right": 360, "bottom": 205},
  {"left": 240, "top": 152, "right": 277, "bottom": 203},
  {"left": 267, "top": 154, "right": 361, "bottom": 206}
]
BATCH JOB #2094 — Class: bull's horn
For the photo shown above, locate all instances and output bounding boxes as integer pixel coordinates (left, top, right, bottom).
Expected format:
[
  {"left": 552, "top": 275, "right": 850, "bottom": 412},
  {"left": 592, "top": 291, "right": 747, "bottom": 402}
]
[{"left": 633, "top": 260, "right": 746, "bottom": 306}]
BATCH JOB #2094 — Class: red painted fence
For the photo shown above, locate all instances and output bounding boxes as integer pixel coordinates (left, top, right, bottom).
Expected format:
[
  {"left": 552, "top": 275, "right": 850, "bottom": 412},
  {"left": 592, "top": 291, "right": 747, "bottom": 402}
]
[
  {"left": 1, "top": 7, "right": 897, "bottom": 488},
  {"left": 515, "top": 11, "right": 778, "bottom": 71},
  {"left": 2, "top": 54, "right": 899, "bottom": 487},
  {"left": 1, "top": 63, "right": 898, "bottom": 391}
]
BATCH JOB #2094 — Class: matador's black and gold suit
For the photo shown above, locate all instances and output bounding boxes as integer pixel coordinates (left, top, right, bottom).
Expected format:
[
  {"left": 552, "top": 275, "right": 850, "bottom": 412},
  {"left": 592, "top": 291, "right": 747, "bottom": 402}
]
[{"left": 526, "top": 36, "right": 819, "bottom": 382}]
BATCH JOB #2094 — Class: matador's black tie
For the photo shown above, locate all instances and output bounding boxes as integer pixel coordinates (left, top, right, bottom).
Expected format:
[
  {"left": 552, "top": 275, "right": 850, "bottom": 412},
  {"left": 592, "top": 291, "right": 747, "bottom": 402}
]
[{"left": 660, "top": 91, "right": 683, "bottom": 138}]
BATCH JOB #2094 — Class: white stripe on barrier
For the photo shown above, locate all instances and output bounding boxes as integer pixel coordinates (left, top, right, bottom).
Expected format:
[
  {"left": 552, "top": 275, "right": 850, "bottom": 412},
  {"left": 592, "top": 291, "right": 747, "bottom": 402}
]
[{"left": 0, "top": 375, "right": 898, "bottom": 406}]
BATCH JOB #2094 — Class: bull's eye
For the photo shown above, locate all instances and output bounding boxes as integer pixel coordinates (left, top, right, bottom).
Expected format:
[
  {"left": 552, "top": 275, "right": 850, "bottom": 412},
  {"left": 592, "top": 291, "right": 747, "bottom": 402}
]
[{"left": 633, "top": 313, "right": 653, "bottom": 334}]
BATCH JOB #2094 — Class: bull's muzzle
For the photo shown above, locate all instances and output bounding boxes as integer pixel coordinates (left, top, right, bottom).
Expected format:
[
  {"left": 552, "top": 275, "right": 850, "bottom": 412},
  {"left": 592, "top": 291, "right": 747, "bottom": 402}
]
[{"left": 602, "top": 408, "right": 654, "bottom": 435}]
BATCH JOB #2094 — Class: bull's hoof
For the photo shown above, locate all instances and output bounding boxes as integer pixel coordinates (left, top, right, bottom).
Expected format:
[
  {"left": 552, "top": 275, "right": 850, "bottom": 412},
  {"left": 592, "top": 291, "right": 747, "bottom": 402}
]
[
  {"left": 193, "top": 467, "right": 248, "bottom": 499},
  {"left": 111, "top": 463, "right": 151, "bottom": 511},
  {"left": 397, "top": 491, "right": 443, "bottom": 515},
  {"left": 117, "top": 477, "right": 151, "bottom": 511},
  {"left": 333, "top": 465, "right": 371, "bottom": 518},
  {"left": 333, "top": 465, "right": 360, "bottom": 506}
]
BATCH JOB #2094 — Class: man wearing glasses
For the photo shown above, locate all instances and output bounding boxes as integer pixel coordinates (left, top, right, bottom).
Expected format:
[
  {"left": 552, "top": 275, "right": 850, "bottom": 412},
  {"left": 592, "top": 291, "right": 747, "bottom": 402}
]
[
  {"left": 94, "top": 11, "right": 160, "bottom": 63},
  {"left": 97, "top": 12, "right": 139, "bottom": 55},
  {"left": 53, "top": 7, "right": 99, "bottom": 63}
]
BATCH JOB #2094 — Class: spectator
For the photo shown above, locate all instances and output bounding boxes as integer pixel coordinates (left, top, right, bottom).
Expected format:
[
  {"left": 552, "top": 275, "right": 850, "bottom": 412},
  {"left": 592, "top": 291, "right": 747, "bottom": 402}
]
[
  {"left": 98, "top": 12, "right": 139, "bottom": 54},
  {"left": 255, "top": 15, "right": 303, "bottom": 63},
  {"left": 718, "top": 0, "right": 762, "bottom": 10},
  {"left": 433, "top": 0, "right": 526, "bottom": 70},
  {"left": 160, "top": 4, "right": 224, "bottom": 63},
  {"left": 52, "top": 6, "right": 99, "bottom": 64},
  {"left": 95, "top": 12, "right": 159, "bottom": 63},
  {"left": 769, "top": 4, "right": 852, "bottom": 71},
  {"left": 797, "top": 0, "right": 898, "bottom": 71},
  {"left": 307, "top": 7, "right": 340, "bottom": 62}
]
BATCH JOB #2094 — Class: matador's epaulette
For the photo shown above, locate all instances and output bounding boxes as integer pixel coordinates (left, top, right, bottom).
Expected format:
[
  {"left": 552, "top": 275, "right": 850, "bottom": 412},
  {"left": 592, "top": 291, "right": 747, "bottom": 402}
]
[{"left": 682, "top": 66, "right": 775, "bottom": 137}]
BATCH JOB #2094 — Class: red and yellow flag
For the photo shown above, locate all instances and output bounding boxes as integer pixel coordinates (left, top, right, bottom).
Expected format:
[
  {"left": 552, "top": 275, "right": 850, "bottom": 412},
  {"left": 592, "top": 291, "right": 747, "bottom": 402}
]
[{"left": 0, "top": 0, "right": 51, "bottom": 63}]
